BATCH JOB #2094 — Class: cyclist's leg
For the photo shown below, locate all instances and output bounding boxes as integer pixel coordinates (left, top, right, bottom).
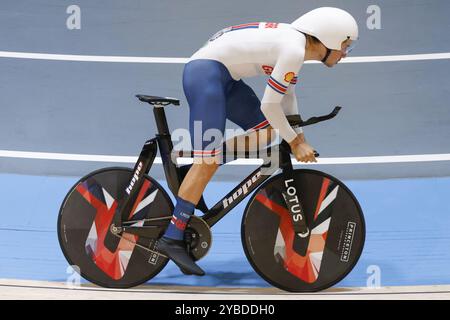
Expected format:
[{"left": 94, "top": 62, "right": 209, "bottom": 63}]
[
  {"left": 177, "top": 161, "right": 219, "bottom": 205},
  {"left": 178, "top": 77, "right": 275, "bottom": 204},
  {"left": 224, "top": 79, "right": 276, "bottom": 153},
  {"left": 159, "top": 59, "right": 230, "bottom": 275},
  {"left": 177, "top": 59, "right": 229, "bottom": 205}
]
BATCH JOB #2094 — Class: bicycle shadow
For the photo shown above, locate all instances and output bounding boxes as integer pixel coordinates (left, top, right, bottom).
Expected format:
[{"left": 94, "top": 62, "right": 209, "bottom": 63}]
[{"left": 150, "top": 262, "right": 271, "bottom": 288}]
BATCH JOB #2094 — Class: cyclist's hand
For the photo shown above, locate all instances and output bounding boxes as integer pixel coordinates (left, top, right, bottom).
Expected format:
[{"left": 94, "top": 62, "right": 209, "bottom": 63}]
[{"left": 288, "top": 134, "right": 317, "bottom": 163}]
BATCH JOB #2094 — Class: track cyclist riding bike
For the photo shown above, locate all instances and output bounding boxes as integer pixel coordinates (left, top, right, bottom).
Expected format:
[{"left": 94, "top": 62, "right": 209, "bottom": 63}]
[{"left": 158, "top": 7, "right": 359, "bottom": 276}]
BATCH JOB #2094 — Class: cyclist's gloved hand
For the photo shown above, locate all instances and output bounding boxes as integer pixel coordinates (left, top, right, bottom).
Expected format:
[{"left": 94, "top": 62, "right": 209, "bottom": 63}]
[{"left": 288, "top": 134, "right": 317, "bottom": 163}]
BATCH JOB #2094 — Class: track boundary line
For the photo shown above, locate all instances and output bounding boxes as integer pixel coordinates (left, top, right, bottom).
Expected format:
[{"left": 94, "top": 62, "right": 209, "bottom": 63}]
[
  {"left": 1, "top": 51, "right": 449, "bottom": 64},
  {"left": 1, "top": 149, "right": 450, "bottom": 166},
  {"left": 1, "top": 283, "right": 450, "bottom": 296}
]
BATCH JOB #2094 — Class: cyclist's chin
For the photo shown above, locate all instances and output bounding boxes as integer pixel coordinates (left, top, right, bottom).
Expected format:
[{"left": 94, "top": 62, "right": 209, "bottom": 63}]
[
  {"left": 323, "top": 61, "right": 335, "bottom": 68},
  {"left": 323, "top": 58, "right": 341, "bottom": 68}
]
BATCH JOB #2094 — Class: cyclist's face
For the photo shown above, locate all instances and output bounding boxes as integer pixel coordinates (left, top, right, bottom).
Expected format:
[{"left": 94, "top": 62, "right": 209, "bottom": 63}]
[{"left": 323, "top": 39, "right": 354, "bottom": 67}]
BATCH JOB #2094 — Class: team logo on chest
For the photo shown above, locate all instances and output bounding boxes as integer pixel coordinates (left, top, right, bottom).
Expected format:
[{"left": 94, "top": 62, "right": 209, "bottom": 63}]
[{"left": 262, "top": 65, "right": 274, "bottom": 75}]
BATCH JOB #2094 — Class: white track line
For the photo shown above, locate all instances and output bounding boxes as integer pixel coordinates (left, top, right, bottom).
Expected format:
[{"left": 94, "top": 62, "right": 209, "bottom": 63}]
[
  {"left": 1, "top": 52, "right": 448, "bottom": 167},
  {"left": 0, "top": 279, "right": 449, "bottom": 300},
  {"left": 1, "top": 51, "right": 449, "bottom": 64},
  {"left": 341, "top": 52, "right": 450, "bottom": 63},
  {"left": 0, "top": 51, "right": 186, "bottom": 64},
  {"left": 1, "top": 150, "right": 450, "bottom": 166}
]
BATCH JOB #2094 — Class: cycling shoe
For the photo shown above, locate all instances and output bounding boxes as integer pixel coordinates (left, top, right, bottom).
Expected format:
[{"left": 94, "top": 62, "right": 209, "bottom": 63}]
[{"left": 157, "top": 236, "right": 205, "bottom": 276}]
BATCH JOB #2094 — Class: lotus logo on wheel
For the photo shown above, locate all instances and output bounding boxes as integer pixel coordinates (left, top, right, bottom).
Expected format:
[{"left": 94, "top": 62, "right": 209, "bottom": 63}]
[{"left": 283, "top": 178, "right": 304, "bottom": 222}]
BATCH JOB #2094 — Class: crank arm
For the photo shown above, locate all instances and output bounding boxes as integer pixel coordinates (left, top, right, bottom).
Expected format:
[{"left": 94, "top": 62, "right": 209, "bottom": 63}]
[
  {"left": 110, "top": 231, "right": 168, "bottom": 259},
  {"left": 120, "top": 225, "right": 162, "bottom": 239}
]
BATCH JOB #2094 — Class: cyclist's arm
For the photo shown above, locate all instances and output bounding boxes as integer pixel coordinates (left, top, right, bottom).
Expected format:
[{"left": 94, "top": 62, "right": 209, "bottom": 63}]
[
  {"left": 281, "top": 84, "right": 303, "bottom": 135},
  {"left": 260, "top": 51, "right": 304, "bottom": 144}
]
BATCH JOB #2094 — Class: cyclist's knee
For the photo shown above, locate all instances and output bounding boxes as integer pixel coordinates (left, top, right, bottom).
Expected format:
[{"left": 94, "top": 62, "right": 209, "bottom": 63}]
[{"left": 192, "top": 156, "right": 221, "bottom": 169}]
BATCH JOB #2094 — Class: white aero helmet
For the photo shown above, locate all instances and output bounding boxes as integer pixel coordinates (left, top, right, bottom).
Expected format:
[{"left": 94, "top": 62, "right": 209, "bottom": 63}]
[{"left": 291, "top": 7, "right": 358, "bottom": 50}]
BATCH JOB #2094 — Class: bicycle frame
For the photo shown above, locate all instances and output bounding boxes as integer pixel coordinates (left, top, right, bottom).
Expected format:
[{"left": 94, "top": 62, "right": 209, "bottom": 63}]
[
  {"left": 112, "top": 105, "right": 293, "bottom": 230},
  {"left": 105, "top": 97, "right": 340, "bottom": 249}
]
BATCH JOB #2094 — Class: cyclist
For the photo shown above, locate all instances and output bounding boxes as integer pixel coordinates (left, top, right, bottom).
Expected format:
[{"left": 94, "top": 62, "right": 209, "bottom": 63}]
[{"left": 158, "top": 7, "right": 359, "bottom": 275}]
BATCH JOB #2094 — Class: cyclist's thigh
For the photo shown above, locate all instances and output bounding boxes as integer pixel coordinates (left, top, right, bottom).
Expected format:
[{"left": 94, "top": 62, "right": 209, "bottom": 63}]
[
  {"left": 183, "top": 59, "right": 229, "bottom": 157},
  {"left": 225, "top": 80, "right": 269, "bottom": 132}
]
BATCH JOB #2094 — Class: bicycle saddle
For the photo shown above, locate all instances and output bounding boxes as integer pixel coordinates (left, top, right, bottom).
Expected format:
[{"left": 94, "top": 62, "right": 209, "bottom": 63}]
[{"left": 136, "top": 95, "right": 180, "bottom": 106}]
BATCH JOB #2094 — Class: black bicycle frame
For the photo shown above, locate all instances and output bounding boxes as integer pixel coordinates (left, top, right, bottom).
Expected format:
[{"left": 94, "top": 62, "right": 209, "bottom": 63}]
[
  {"left": 108, "top": 101, "right": 338, "bottom": 244},
  {"left": 112, "top": 105, "right": 285, "bottom": 221}
]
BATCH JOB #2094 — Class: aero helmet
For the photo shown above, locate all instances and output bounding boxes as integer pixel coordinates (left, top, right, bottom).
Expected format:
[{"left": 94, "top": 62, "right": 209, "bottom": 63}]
[{"left": 291, "top": 7, "right": 359, "bottom": 51}]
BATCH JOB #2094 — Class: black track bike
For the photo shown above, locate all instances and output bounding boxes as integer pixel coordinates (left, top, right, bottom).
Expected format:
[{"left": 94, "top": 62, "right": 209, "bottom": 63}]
[{"left": 57, "top": 95, "right": 365, "bottom": 292}]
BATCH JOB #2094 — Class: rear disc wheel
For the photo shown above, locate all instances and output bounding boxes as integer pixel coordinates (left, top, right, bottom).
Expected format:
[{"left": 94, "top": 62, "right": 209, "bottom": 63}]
[{"left": 57, "top": 167, "right": 173, "bottom": 288}]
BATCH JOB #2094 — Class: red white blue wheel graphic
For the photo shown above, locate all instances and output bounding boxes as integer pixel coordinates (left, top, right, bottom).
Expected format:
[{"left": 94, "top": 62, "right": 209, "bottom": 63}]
[
  {"left": 241, "top": 169, "right": 365, "bottom": 292},
  {"left": 58, "top": 167, "right": 173, "bottom": 288}
]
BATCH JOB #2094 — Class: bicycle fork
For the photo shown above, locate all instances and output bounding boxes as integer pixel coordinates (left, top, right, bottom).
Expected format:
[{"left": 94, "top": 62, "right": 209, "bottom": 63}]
[{"left": 279, "top": 142, "right": 310, "bottom": 239}]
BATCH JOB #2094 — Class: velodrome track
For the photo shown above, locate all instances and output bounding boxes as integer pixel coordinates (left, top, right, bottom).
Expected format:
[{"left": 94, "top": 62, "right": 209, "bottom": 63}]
[
  {"left": 1, "top": 279, "right": 450, "bottom": 300},
  {"left": 1, "top": 1, "right": 450, "bottom": 300}
]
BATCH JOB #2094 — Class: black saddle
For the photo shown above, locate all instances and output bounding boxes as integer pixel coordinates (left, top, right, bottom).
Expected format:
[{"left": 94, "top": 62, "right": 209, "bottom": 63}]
[{"left": 136, "top": 95, "right": 180, "bottom": 107}]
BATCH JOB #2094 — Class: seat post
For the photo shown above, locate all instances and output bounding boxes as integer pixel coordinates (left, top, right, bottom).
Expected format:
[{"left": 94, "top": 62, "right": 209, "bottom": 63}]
[
  {"left": 152, "top": 106, "right": 181, "bottom": 196},
  {"left": 153, "top": 106, "right": 171, "bottom": 136}
]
